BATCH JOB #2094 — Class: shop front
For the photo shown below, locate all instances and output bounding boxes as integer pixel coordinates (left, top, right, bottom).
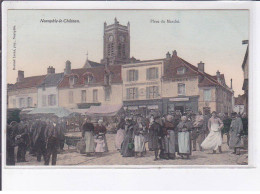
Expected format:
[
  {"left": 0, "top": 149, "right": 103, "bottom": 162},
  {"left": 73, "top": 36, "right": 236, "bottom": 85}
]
[
  {"left": 162, "top": 96, "right": 199, "bottom": 114},
  {"left": 123, "top": 99, "right": 163, "bottom": 116}
]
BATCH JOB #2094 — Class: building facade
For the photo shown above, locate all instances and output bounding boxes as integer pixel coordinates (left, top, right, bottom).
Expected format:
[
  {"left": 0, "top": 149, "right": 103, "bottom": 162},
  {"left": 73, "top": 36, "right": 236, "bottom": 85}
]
[
  {"left": 7, "top": 19, "right": 234, "bottom": 116},
  {"left": 58, "top": 61, "right": 123, "bottom": 109},
  {"left": 37, "top": 67, "right": 64, "bottom": 108},
  {"left": 7, "top": 71, "right": 46, "bottom": 109},
  {"left": 122, "top": 59, "right": 164, "bottom": 114}
]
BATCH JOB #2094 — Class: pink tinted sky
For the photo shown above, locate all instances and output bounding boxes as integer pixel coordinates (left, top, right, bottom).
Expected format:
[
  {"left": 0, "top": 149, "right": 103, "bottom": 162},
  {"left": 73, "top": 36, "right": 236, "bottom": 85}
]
[{"left": 7, "top": 10, "right": 248, "bottom": 96}]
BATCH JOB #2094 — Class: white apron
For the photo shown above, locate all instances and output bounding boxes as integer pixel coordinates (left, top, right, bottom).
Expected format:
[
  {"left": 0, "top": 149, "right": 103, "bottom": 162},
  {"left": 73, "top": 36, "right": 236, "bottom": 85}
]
[{"left": 201, "top": 123, "right": 222, "bottom": 151}]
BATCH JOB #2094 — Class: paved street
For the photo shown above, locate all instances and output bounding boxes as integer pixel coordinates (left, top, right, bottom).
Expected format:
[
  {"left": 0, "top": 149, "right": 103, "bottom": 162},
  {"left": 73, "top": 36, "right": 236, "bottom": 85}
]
[{"left": 16, "top": 133, "right": 248, "bottom": 166}]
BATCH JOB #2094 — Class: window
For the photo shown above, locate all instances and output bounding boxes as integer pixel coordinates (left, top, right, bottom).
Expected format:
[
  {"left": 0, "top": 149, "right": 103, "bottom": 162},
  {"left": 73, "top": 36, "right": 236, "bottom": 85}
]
[
  {"left": 204, "top": 89, "right": 211, "bottom": 101},
  {"left": 27, "top": 97, "right": 32, "bottom": 107},
  {"left": 146, "top": 86, "right": 159, "bottom": 99},
  {"left": 48, "top": 94, "right": 56, "bottom": 106},
  {"left": 93, "top": 89, "right": 98, "bottom": 102},
  {"left": 177, "top": 67, "right": 186, "bottom": 75},
  {"left": 42, "top": 95, "right": 47, "bottom": 107},
  {"left": 69, "top": 91, "right": 74, "bottom": 104},
  {"left": 126, "top": 88, "right": 138, "bottom": 100},
  {"left": 13, "top": 99, "right": 16, "bottom": 107},
  {"left": 85, "top": 75, "right": 93, "bottom": 84},
  {"left": 146, "top": 67, "right": 159, "bottom": 80},
  {"left": 81, "top": 90, "right": 86, "bottom": 102},
  {"left": 19, "top": 98, "right": 25, "bottom": 108},
  {"left": 178, "top": 83, "right": 185, "bottom": 95},
  {"left": 69, "top": 76, "right": 78, "bottom": 86},
  {"left": 105, "top": 87, "right": 111, "bottom": 101},
  {"left": 127, "top": 69, "right": 138, "bottom": 82}
]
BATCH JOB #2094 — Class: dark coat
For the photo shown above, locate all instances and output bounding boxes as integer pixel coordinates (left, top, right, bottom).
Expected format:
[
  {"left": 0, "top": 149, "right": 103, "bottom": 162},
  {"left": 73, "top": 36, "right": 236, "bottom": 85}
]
[
  {"left": 148, "top": 122, "right": 163, "bottom": 150},
  {"left": 81, "top": 122, "right": 94, "bottom": 137}
]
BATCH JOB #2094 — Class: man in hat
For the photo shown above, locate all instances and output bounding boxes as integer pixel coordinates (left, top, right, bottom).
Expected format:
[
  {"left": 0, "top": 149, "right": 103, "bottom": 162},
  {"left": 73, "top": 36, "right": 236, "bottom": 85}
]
[
  {"left": 32, "top": 119, "right": 47, "bottom": 162},
  {"left": 44, "top": 119, "right": 60, "bottom": 165},
  {"left": 16, "top": 120, "right": 30, "bottom": 163},
  {"left": 229, "top": 112, "right": 244, "bottom": 155},
  {"left": 7, "top": 121, "right": 18, "bottom": 165}
]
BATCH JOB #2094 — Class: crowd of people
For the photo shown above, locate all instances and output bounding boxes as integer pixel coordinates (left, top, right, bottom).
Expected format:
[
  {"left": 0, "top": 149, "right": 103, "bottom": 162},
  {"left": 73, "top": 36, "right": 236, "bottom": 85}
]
[
  {"left": 6, "top": 117, "right": 66, "bottom": 166},
  {"left": 6, "top": 110, "right": 248, "bottom": 165}
]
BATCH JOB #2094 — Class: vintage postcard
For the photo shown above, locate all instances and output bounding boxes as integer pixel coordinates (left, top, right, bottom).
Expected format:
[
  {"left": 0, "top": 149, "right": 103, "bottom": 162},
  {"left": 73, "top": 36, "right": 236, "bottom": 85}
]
[{"left": 4, "top": 8, "right": 249, "bottom": 168}]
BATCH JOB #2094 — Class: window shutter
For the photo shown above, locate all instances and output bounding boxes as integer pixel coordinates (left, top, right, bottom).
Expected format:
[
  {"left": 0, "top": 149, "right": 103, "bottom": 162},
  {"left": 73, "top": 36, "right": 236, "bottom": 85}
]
[
  {"left": 48, "top": 95, "right": 51, "bottom": 106},
  {"left": 54, "top": 95, "right": 56, "bottom": 105},
  {"left": 126, "top": 88, "right": 129, "bottom": 100},
  {"left": 146, "top": 87, "right": 149, "bottom": 99},
  {"left": 155, "top": 86, "right": 159, "bottom": 97},
  {"left": 155, "top": 68, "right": 159, "bottom": 79},
  {"left": 146, "top": 68, "right": 150, "bottom": 80},
  {"left": 126, "top": 70, "right": 129, "bottom": 81},
  {"left": 135, "top": 88, "right": 138, "bottom": 99},
  {"left": 135, "top": 70, "right": 138, "bottom": 81}
]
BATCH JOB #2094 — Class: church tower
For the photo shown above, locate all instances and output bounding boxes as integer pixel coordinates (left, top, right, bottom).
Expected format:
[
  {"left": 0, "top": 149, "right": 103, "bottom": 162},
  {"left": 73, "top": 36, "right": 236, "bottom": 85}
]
[{"left": 100, "top": 18, "right": 130, "bottom": 65}]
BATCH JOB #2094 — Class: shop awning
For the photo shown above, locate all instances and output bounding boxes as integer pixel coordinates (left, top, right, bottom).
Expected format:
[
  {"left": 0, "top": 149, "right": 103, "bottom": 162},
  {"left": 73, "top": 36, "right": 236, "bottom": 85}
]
[
  {"left": 84, "top": 104, "right": 123, "bottom": 117},
  {"left": 28, "top": 107, "right": 73, "bottom": 118}
]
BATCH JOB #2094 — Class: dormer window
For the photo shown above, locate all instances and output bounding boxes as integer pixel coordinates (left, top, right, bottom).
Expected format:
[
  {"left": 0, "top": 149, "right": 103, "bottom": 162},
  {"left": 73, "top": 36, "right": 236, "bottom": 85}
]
[
  {"left": 177, "top": 67, "right": 186, "bottom": 75},
  {"left": 84, "top": 74, "right": 94, "bottom": 84},
  {"left": 69, "top": 75, "right": 78, "bottom": 86}
]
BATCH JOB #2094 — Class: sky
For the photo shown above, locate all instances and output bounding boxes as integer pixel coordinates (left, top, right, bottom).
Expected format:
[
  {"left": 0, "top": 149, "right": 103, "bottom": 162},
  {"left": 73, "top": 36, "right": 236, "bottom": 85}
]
[{"left": 7, "top": 10, "right": 249, "bottom": 96}]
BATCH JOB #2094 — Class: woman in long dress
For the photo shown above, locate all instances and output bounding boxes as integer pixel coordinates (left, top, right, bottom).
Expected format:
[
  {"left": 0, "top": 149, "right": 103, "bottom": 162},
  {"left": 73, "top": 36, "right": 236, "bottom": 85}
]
[
  {"left": 163, "top": 115, "right": 177, "bottom": 159},
  {"left": 115, "top": 119, "right": 126, "bottom": 150},
  {"left": 134, "top": 117, "right": 146, "bottom": 157},
  {"left": 121, "top": 118, "right": 135, "bottom": 157},
  {"left": 201, "top": 111, "right": 224, "bottom": 154},
  {"left": 94, "top": 119, "right": 109, "bottom": 152},
  {"left": 82, "top": 118, "right": 95, "bottom": 156},
  {"left": 177, "top": 116, "right": 193, "bottom": 159}
]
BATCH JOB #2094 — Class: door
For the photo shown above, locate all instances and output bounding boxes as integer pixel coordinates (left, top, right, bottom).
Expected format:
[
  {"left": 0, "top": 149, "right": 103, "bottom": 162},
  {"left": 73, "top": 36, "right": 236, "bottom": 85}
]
[{"left": 175, "top": 106, "right": 184, "bottom": 114}]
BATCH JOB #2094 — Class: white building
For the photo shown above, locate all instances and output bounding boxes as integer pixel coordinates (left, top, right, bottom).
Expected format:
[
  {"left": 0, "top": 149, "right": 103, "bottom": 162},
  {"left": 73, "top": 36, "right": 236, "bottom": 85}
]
[{"left": 37, "top": 67, "right": 63, "bottom": 108}]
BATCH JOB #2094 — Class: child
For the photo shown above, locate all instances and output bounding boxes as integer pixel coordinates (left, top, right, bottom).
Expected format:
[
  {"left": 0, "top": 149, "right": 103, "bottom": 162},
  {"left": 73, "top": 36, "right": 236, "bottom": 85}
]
[{"left": 94, "top": 135, "right": 105, "bottom": 157}]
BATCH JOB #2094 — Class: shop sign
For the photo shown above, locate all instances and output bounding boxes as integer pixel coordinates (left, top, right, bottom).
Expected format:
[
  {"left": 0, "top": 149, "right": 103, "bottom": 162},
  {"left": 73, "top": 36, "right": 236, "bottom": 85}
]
[
  {"left": 147, "top": 105, "right": 158, "bottom": 109},
  {"left": 169, "top": 97, "right": 189, "bottom": 102},
  {"left": 127, "top": 106, "right": 138, "bottom": 110}
]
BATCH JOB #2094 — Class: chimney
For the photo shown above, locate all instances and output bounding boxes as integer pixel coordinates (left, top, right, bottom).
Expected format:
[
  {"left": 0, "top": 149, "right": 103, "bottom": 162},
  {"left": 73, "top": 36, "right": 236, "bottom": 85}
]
[
  {"left": 197, "top": 61, "right": 205, "bottom": 72},
  {"left": 64, "top": 60, "right": 71, "bottom": 75},
  {"left": 230, "top": 78, "right": 233, "bottom": 89},
  {"left": 47, "top": 66, "right": 55, "bottom": 74},
  {"left": 216, "top": 70, "right": 221, "bottom": 83},
  {"left": 166, "top": 51, "right": 171, "bottom": 59},
  {"left": 17, "top": 70, "right": 24, "bottom": 82},
  {"left": 172, "top": 50, "right": 177, "bottom": 56}
]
